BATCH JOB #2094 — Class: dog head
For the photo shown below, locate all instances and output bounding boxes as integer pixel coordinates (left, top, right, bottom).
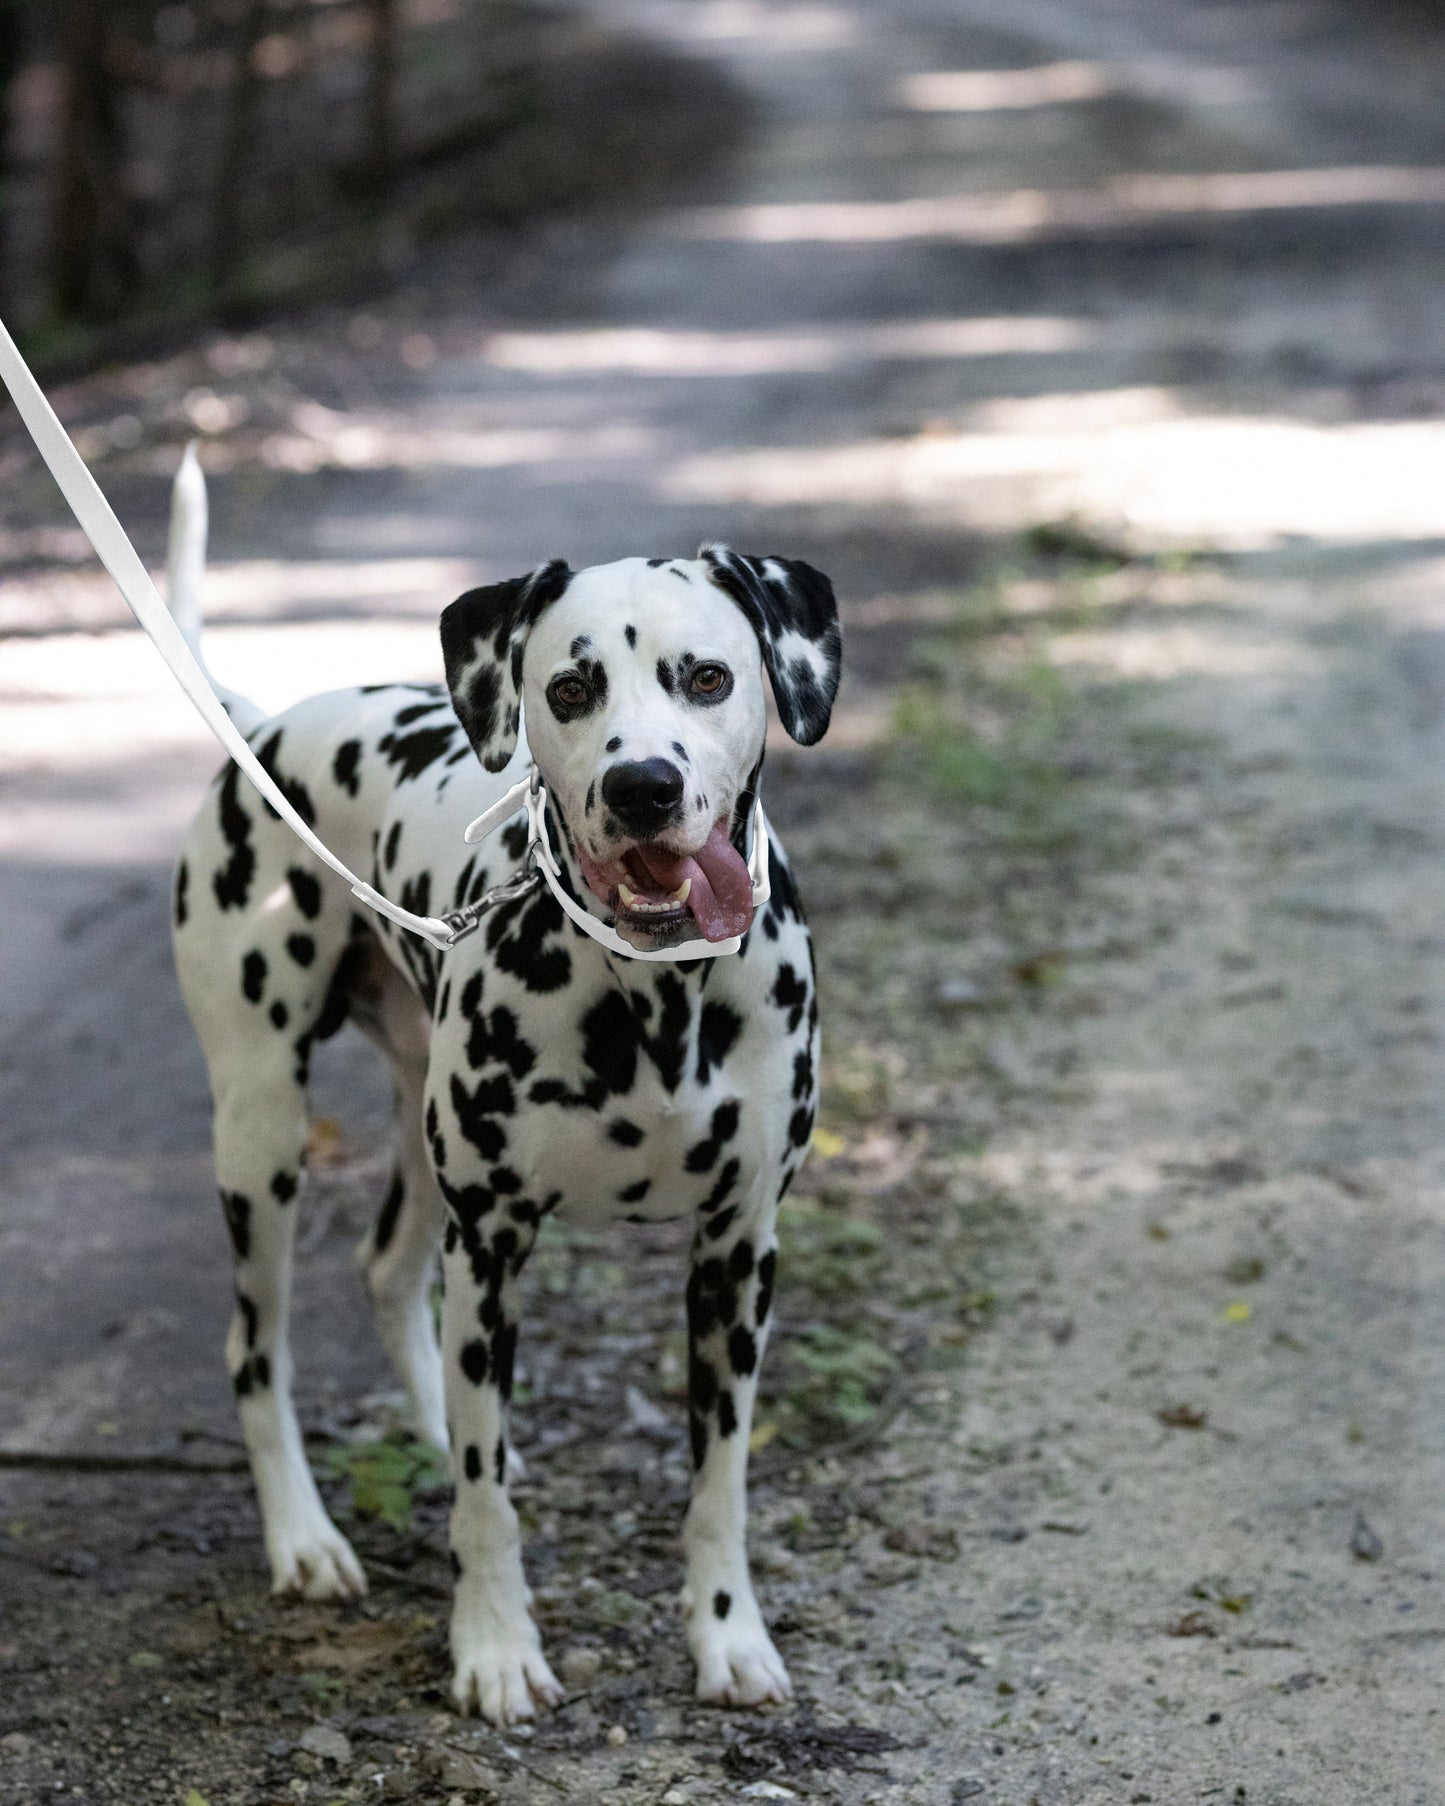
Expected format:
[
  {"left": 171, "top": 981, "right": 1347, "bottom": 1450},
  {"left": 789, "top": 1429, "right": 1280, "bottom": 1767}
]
[{"left": 440, "top": 549, "right": 841, "bottom": 950}]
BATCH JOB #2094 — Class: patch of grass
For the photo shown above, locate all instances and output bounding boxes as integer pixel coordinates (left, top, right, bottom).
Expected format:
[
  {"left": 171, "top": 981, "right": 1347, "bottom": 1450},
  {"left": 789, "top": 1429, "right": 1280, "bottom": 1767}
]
[
  {"left": 888, "top": 619, "right": 1084, "bottom": 852},
  {"left": 320, "top": 1435, "right": 449, "bottom": 1532},
  {"left": 779, "top": 1200, "right": 888, "bottom": 1302},
  {"left": 780, "top": 1323, "right": 898, "bottom": 1437},
  {"left": 1022, "top": 517, "right": 1134, "bottom": 569}
]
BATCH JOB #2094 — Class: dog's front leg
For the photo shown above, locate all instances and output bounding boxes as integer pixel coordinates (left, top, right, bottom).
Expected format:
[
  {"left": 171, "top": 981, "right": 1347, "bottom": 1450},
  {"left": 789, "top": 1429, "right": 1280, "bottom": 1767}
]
[
  {"left": 440, "top": 1209, "right": 562, "bottom": 1724},
  {"left": 682, "top": 1191, "right": 792, "bottom": 1707}
]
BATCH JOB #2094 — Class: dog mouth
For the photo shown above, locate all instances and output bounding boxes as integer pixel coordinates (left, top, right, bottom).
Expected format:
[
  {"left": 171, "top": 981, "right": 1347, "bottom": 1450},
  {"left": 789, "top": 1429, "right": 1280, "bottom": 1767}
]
[{"left": 575, "top": 819, "right": 755, "bottom": 945}]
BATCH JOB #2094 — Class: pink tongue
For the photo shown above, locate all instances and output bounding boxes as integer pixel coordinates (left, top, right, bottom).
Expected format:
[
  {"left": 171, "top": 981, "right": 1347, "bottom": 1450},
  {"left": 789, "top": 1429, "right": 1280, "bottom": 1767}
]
[{"left": 631, "top": 824, "right": 755, "bottom": 941}]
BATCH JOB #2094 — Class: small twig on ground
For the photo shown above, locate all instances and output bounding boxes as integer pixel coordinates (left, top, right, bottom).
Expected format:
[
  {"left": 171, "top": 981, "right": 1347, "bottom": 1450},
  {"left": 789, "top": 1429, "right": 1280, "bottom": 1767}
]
[
  {"left": 365, "top": 1556, "right": 451, "bottom": 1598},
  {"left": 0, "top": 1448, "right": 248, "bottom": 1475}
]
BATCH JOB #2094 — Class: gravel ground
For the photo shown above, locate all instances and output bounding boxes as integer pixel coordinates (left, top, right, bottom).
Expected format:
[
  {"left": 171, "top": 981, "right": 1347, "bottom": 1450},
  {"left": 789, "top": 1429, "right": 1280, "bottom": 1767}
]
[{"left": 7, "top": 1, "right": 1445, "bottom": 1802}]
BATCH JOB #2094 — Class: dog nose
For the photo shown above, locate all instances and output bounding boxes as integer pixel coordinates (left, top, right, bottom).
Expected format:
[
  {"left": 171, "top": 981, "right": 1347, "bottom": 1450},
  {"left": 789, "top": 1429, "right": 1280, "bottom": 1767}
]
[{"left": 601, "top": 758, "right": 686, "bottom": 833}]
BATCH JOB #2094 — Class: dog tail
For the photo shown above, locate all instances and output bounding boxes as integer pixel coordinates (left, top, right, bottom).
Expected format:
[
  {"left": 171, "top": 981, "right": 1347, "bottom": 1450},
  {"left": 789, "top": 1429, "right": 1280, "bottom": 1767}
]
[{"left": 165, "top": 442, "right": 268, "bottom": 736}]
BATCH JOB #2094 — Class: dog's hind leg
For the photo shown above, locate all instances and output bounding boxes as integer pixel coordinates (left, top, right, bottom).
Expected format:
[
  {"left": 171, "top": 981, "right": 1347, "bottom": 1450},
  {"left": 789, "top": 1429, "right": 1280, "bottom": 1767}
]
[
  {"left": 349, "top": 947, "right": 448, "bottom": 1450},
  {"left": 681, "top": 1183, "right": 792, "bottom": 1707},
  {"left": 177, "top": 839, "right": 369, "bottom": 1601},
  {"left": 209, "top": 1048, "right": 367, "bottom": 1601}
]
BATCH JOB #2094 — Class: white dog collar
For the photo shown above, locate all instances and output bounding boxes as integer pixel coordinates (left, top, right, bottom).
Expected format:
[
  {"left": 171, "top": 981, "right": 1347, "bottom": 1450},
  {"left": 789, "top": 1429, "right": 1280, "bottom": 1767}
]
[{"left": 461, "top": 768, "right": 771, "bottom": 962}]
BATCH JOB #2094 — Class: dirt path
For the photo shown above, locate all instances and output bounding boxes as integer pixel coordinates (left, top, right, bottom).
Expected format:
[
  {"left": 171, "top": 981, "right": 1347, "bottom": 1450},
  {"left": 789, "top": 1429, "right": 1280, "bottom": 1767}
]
[{"left": 7, "top": 1, "right": 1445, "bottom": 1801}]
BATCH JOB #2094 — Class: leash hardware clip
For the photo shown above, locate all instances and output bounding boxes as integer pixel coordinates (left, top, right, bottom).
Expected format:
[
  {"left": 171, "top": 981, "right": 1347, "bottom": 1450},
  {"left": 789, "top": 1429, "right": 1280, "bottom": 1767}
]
[{"left": 438, "top": 846, "right": 541, "bottom": 945}]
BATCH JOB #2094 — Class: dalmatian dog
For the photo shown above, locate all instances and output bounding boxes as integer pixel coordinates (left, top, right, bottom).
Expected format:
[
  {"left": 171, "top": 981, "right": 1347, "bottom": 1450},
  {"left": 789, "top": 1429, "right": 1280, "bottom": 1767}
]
[{"left": 169, "top": 460, "right": 841, "bottom": 1723}]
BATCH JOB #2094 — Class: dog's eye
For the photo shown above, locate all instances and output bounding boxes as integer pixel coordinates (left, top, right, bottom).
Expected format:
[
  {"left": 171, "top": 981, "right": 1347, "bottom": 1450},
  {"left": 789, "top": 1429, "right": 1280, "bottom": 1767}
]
[
  {"left": 548, "top": 675, "right": 588, "bottom": 711},
  {"left": 690, "top": 663, "right": 730, "bottom": 697}
]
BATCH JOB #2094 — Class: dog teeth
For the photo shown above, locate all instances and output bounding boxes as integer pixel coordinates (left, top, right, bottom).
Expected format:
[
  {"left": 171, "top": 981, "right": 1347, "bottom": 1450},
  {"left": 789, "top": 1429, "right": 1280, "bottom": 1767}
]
[{"left": 618, "top": 876, "right": 690, "bottom": 915}]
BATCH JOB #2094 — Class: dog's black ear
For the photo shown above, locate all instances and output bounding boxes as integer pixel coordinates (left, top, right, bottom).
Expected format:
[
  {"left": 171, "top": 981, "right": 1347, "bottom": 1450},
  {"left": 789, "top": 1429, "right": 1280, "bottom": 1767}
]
[
  {"left": 440, "top": 560, "right": 572, "bottom": 771},
  {"left": 701, "top": 546, "right": 842, "bottom": 745}
]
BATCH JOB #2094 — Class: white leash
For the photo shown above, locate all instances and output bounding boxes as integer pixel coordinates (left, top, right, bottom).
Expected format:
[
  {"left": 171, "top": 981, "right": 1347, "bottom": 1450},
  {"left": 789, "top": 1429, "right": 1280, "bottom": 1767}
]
[{"left": 0, "top": 316, "right": 766, "bottom": 961}]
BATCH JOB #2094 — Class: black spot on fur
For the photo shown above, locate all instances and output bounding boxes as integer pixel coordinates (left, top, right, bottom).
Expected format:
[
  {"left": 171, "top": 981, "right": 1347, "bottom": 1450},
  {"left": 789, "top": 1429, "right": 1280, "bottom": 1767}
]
[
  {"left": 220, "top": 1190, "right": 251, "bottom": 1259},
  {"left": 287, "top": 866, "right": 323, "bottom": 920},
  {"left": 394, "top": 699, "right": 447, "bottom": 727},
  {"left": 789, "top": 1104, "right": 814, "bottom": 1148},
  {"left": 494, "top": 1438, "right": 506, "bottom": 1484},
  {"left": 253, "top": 729, "right": 316, "bottom": 827},
  {"left": 463, "top": 1442, "right": 482, "bottom": 1482},
  {"left": 755, "top": 1250, "right": 776, "bottom": 1325},
  {"left": 465, "top": 1003, "right": 536, "bottom": 1080},
  {"left": 501, "top": 816, "right": 529, "bottom": 862},
  {"left": 450, "top": 1073, "right": 509, "bottom": 1163},
  {"left": 286, "top": 932, "right": 316, "bottom": 968},
  {"left": 685, "top": 1099, "right": 742, "bottom": 1173},
  {"left": 460, "top": 1339, "right": 489, "bottom": 1385},
  {"left": 270, "top": 1170, "right": 297, "bottom": 1203},
  {"left": 332, "top": 739, "right": 363, "bottom": 797},
  {"left": 241, "top": 949, "right": 267, "bottom": 1003},
  {"left": 383, "top": 821, "right": 402, "bottom": 872},
  {"left": 619, "top": 1177, "right": 652, "bottom": 1203},
  {"left": 697, "top": 1000, "right": 743, "bottom": 1084},
  {"left": 581, "top": 978, "right": 690, "bottom": 1098},
  {"left": 378, "top": 723, "right": 458, "bottom": 783},
  {"left": 609, "top": 1118, "right": 644, "bottom": 1148},
  {"left": 655, "top": 658, "right": 676, "bottom": 696},
  {"left": 213, "top": 763, "right": 256, "bottom": 910},
  {"left": 449, "top": 1550, "right": 462, "bottom": 1579},
  {"left": 700, "top": 1157, "right": 740, "bottom": 1220},
  {"left": 486, "top": 889, "right": 571, "bottom": 994},
  {"left": 373, "top": 1172, "right": 404, "bottom": 1253},
  {"left": 236, "top": 1291, "right": 258, "bottom": 1348},
  {"left": 270, "top": 1000, "right": 289, "bottom": 1030},
  {"left": 717, "top": 1390, "right": 738, "bottom": 1438},
  {"left": 714, "top": 1590, "right": 732, "bottom": 1620},
  {"left": 728, "top": 1239, "right": 754, "bottom": 1282},
  {"left": 625, "top": 624, "right": 637, "bottom": 647},
  {"left": 174, "top": 860, "right": 189, "bottom": 927},
  {"left": 691, "top": 1354, "right": 718, "bottom": 1416},
  {"left": 772, "top": 963, "right": 809, "bottom": 1033},
  {"left": 728, "top": 1325, "right": 758, "bottom": 1376}
]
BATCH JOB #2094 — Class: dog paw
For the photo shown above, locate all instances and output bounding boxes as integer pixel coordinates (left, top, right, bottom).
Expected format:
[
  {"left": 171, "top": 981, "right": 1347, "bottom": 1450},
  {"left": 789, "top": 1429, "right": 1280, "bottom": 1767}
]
[
  {"left": 692, "top": 1617, "right": 793, "bottom": 1708},
  {"left": 451, "top": 1626, "right": 563, "bottom": 1725},
  {"left": 268, "top": 1521, "right": 367, "bottom": 1602}
]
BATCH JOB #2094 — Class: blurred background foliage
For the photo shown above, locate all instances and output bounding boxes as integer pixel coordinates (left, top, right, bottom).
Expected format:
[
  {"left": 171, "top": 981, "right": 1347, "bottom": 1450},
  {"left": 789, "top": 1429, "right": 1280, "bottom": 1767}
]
[{"left": 0, "top": 0, "right": 738, "bottom": 363}]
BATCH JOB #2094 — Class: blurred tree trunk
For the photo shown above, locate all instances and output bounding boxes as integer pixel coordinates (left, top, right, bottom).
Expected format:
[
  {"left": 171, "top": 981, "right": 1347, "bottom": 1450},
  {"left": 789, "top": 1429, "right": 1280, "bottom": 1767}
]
[
  {"left": 365, "top": 0, "right": 397, "bottom": 195},
  {"left": 49, "top": 0, "right": 136, "bottom": 320},
  {"left": 0, "top": 2, "right": 23, "bottom": 319},
  {"left": 210, "top": 0, "right": 268, "bottom": 293}
]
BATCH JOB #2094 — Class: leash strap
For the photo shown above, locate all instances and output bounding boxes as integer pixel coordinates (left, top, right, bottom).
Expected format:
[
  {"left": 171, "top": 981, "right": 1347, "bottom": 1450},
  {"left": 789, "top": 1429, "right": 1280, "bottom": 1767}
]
[
  {"left": 0, "top": 316, "right": 768, "bottom": 962},
  {"left": 0, "top": 317, "right": 459, "bottom": 950}
]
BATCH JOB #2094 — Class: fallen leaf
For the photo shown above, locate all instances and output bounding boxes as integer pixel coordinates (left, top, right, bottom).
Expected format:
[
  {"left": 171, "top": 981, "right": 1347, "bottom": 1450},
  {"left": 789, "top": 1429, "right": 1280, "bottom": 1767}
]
[
  {"left": 811, "top": 1127, "right": 846, "bottom": 1159},
  {"left": 749, "top": 1420, "right": 779, "bottom": 1453},
  {"left": 1223, "top": 1301, "right": 1252, "bottom": 1323},
  {"left": 1157, "top": 1404, "right": 1208, "bottom": 1430},
  {"left": 305, "top": 1117, "right": 346, "bottom": 1167}
]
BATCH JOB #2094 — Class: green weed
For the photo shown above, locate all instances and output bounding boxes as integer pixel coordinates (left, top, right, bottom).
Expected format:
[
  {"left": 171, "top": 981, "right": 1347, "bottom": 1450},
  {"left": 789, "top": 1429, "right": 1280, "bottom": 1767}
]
[{"left": 320, "top": 1435, "right": 449, "bottom": 1531}]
